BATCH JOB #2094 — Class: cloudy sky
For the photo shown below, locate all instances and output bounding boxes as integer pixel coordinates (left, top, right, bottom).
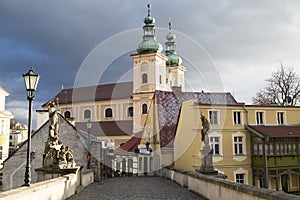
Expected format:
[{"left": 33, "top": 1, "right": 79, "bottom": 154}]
[{"left": 1, "top": 0, "right": 300, "bottom": 127}]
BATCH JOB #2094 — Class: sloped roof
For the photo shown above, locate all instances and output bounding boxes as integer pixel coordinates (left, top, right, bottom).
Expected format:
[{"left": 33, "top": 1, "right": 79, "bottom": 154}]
[
  {"left": 247, "top": 125, "right": 300, "bottom": 138},
  {"left": 75, "top": 120, "right": 133, "bottom": 137},
  {"left": 115, "top": 131, "right": 143, "bottom": 153},
  {"left": 43, "top": 82, "right": 133, "bottom": 106},
  {"left": 156, "top": 90, "right": 238, "bottom": 148}
]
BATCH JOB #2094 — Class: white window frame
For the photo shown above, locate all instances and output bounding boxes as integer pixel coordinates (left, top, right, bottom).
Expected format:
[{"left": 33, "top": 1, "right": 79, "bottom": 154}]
[
  {"left": 210, "top": 136, "right": 220, "bottom": 156},
  {"left": 232, "top": 132, "right": 247, "bottom": 158},
  {"left": 209, "top": 132, "right": 223, "bottom": 162},
  {"left": 233, "top": 110, "right": 243, "bottom": 125},
  {"left": 234, "top": 168, "right": 248, "bottom": 184},
  {"left": 209, "top": 110, "right": 219, "bottom": 125},
  {"left": 234, "top": 136, "right": 244, "bottom": 155},
  {"left": 256, "top": 111, "right": 265, "bottom": 125},
  {"left": 277, "top": 111, "right": 285, "bottom": 125}
]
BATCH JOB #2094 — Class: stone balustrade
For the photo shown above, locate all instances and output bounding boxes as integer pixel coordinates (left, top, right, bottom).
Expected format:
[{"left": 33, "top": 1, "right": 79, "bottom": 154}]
[
  {"left": 161, "top": 166, "right": 300, "bottom": 200},
  {"left": 0, "top": 168, "right": 94, "bottom": 200}
]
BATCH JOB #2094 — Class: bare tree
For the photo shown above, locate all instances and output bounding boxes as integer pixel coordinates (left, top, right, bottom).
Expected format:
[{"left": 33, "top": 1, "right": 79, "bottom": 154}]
[{"left": 253, "top": 65, "right": 300, "bottom": 106}]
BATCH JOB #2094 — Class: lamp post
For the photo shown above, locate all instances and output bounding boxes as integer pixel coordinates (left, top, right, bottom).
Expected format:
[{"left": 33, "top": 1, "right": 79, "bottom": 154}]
[
  {"left": 87, "top": 119, "right": 92, "bottom": 169},
  {"left": 22, "top": 67, "right": 40, "bottom": 187}
]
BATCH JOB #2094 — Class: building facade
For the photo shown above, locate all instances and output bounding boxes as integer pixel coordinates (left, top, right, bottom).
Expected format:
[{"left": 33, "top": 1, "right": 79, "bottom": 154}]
[
  {"left": 173, "top": 100, "right": 300, "bottom": 192},
  {"left": 0, "top": 86, "right": 13, "bottom": 169}
]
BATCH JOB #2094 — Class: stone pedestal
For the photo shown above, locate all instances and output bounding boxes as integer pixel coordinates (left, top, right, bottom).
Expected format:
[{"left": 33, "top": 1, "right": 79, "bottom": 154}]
[
  {"left": 35, "top": 166, "right": 80, "bottom": 182},
  {"left": 196, "top": 145, "right": 218, "bottom": 175}
]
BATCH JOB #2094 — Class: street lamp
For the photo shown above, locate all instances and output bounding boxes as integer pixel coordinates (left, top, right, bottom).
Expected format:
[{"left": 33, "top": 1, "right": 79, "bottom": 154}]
[
  {"left": 87, "top": 119, "right": 92, "bottom": 169},
  {"left": 22, "top": 67, "right": 40, "bottom": 187}
]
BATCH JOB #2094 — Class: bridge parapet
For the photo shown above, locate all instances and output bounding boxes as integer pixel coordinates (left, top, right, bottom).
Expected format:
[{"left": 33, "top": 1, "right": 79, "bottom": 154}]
[
  {"left": 162, "top": 166, "right": 300, "bottom": 200},
  {"left": 0, "top": 168, "right": 94, "bottom": 200}
]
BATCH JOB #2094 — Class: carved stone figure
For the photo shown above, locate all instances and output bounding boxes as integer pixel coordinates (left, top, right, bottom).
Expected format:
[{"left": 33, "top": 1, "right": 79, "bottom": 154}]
[
  {"left": 198, "top": 114, "right": 217, "bottom": 175},
  {"left": 200, "top": 114, "right": 210, "bottom": 146},
  {"left": 42, "top": 101, "right": 76, "bottom": 170},
  {"left": 48, "top": 101, "right": 59, "bottom": 144}
]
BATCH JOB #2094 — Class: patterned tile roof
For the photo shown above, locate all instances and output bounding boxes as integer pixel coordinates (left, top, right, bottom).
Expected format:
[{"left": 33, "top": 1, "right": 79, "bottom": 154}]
[
  {"left": 247, "top": 125, "right": 300, "bottom": 138},
  {"left": 43, "top": 82, "right": 133, "bottom": 106},
  {"left": 75, "top": 120, "right": 133, "bottom": 137},
  {"left": 115, "top": 131, "right": 143, "bottom": 153},
  {"left": 155, "top": 90, "right": 238, "bottom": 148}
]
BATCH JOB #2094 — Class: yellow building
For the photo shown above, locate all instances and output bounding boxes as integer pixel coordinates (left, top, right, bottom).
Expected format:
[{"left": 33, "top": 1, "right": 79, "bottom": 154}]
[
  {"left": 0, "top": 86, "right": 13, "bottom": 168},
  {"left": 173, "top": 99, "right": 300, "bottom": 191}
]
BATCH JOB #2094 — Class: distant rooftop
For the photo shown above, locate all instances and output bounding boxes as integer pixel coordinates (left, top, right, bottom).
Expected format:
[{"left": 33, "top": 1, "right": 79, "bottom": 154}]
[
  {"left": 43, "top": 82, "right": 133, "bottom": 107},
  {"left": 247, "top": 125, "right": 300, "bottom": 138}
]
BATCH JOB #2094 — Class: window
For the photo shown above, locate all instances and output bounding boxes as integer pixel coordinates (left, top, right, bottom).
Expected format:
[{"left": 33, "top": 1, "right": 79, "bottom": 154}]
[
  {"left": 256, "top": 112, "right": 264, "bottom": 124},
  {"left": 234, "top": 136, "right": 243, "bottom": 155},
  {"left": 0, "top": 146, "right": 3, "bottom": 160},
  {"left": 127, "top": 107, "right": 133, "bottom": 117},
  {"left": 105, "top": 108, "right": 113, "bottom": 118},
  {"left": 84, "top": 109, "right": 91, "bottom": 119},
  {"left": 142, "top": 104, "right": 148, "bottom": 114},
  {"left": 142, "top": 73, "right": 148, "bottom": 84},
  {"left": 159, "top": 75, "right": 162, "bottom": 84},
  {"left": 64, "top": 111, "right": 71, "bottom": 118},
  {"left": 139, "top": 157, "right": 143, "bottom": 171},
  {"left": 233, "top": 111, "right": 242, "bottom": 125},
  {"left": 209, "top": 111, "right": 219, "bottom": 125},
  {"left": 277, "top": 112, "right": 284, "bottom": 125},
  {"left": 210, "top": 137, "right": 220, "bottom": 155},
  {"left": 236, "top": 173, "right": 245, "bottom": 184}
]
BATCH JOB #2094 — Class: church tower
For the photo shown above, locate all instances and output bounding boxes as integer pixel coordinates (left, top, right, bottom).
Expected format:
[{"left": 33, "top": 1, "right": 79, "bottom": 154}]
[
  {"left": 165, "top": 21, "right": 186, "bottom": 91},
  {"left": 131, "top": 4, "right": 169, "bottom": 94},
  {"left": 131, "top": 4, "right": 169, "bottom": 132}
]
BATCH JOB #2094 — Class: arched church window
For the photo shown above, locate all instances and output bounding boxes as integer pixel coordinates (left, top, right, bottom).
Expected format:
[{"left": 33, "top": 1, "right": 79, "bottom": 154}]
[
  {"left": 127, "top": 107, "right": 133, "bottom": 117},
  {"left": 142, "top": 104, "right": 148, "bottom": 114},
  {"left": 105, "top": 108, "right": 113, "bottom": 118},
  {"left": 142, "top": 73, "right": 148, "bottom": 84},
  {"left": 84, "top": 109, "right": 91, "bottom": 119},
  {"left": 64, "top": 111, "right": 71, "bottom": 118}
]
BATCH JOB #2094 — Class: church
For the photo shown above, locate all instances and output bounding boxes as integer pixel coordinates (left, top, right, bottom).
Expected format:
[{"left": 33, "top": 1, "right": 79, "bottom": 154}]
[
  {"left": 37, "top": 3, "right": 300, "bottom": 193},
  {"left": 38, "top": 3, "right": 239, "bottom": 176},
  {"left": 39, "top": 4, "right": 187, "bottom": 155}
]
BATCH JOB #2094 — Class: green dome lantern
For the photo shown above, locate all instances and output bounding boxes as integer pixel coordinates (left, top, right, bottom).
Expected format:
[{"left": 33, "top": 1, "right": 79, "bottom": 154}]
[
  {"left": 165, "top": 21, "right": 182, "bottom": 66},
  {"left": 137, "top": 4, "right": 163, "bottom": 54}
]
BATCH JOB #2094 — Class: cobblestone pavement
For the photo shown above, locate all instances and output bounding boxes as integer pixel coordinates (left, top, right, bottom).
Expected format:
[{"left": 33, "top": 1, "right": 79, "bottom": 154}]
[{"left": 68, "top": 176, "right": 204, "bottom": 200}]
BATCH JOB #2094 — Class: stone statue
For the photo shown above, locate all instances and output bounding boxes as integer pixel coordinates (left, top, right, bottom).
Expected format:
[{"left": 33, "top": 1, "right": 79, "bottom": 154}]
[
  {"left": 48, "top": 101, "right": 59, "bottom": 144},
  {"left": 200, "top": 114, "right": 210, "bottom": 146},
  {"left": 197, "top": 114, "right": 217, "bottom": 175},
  {"left": 42, "top": 101, "right": 76, "bottom": 170}
]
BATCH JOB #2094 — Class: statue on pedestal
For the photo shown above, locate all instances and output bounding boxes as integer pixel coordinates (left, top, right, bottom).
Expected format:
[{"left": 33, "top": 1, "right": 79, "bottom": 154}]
[
  {"left": 43, "top": 101, "right": 76, "bottom": 169},
  {"left": 197, "top": 114, "right": 217, "bottom": 175}
]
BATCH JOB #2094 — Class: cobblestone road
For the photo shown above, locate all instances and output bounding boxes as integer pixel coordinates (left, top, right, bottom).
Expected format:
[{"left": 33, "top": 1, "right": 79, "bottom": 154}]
[{"left": 68, "top": 176, "right": 204, "bottom": 200}]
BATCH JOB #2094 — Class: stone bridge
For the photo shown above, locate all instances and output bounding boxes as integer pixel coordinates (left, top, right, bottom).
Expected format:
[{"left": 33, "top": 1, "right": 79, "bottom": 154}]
[
  {"left": 1, "top": 167, "right": 300, "bottom": 200},
  {"left": 68, "top": 176, "right": 203, "bottom": 200}
]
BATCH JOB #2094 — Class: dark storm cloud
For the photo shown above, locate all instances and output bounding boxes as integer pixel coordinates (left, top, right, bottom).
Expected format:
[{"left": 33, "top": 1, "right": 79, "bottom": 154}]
[{"left": 1, "top": 0, "right": 300, "bottom": 125}]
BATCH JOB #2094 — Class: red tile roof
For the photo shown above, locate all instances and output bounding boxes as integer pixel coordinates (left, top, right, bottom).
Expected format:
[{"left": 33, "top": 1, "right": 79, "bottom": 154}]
[
  {"left": 75, "top": 120, "right": 133, "bottom": 137},
  {"left": 43, "top": 82, "right": 133, "bottom": 106},
  {"left": 156, "top": 90, "right": 238, "bottom": 148},
  {"left": 247, "top": 125, "right": 300, "bottom": 138},
  {"left": 115, "top": 131, "right": 143, "bottom": 153}
]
